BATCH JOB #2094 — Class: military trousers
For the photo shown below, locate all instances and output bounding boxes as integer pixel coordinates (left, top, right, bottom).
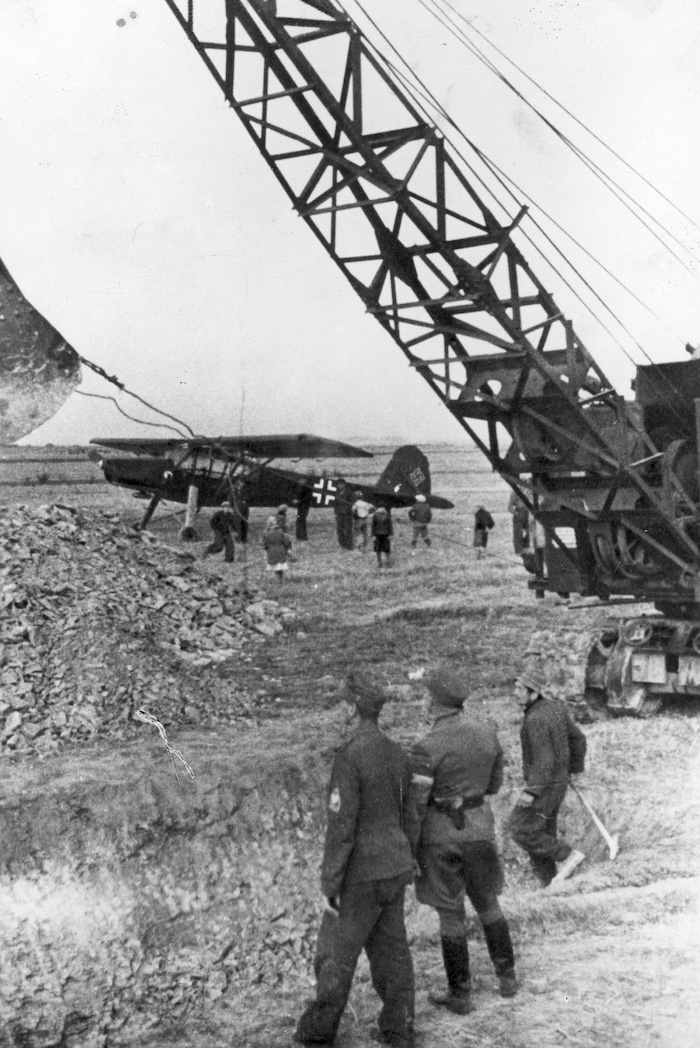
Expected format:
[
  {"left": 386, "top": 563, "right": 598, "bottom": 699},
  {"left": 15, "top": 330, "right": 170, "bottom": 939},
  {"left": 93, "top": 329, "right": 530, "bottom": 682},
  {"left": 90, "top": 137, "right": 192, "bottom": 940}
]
[
  {"left": 295, "top": 875, "right": 414, "bottom": 1045},
  {"left": 335, "top": 511, "right": 354, "bottom": 550}
]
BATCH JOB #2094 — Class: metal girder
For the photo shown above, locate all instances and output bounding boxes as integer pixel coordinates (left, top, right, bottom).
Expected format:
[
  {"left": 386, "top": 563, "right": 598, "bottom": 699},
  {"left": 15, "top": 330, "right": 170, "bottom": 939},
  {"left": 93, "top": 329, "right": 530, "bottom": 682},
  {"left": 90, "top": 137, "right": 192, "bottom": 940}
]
[{"left": 160, "top": 0, "right": 700, "bottom": 585}]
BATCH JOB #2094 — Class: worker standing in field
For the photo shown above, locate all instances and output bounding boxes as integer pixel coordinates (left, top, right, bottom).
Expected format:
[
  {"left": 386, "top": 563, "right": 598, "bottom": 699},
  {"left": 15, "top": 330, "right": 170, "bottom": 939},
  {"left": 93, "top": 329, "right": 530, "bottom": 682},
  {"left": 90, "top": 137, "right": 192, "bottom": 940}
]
[
  {"left": 509, "top": 668, "right": 587, "bottom": 887},
  {"left": 371, "top": 505, "right": 393, "bottom": 568},
  {"left": 473, "top": 505, "right": 494, "bottom": 559},
  {"left": 333, "top": 479, "right": 355, "bottom": 550},
  {"left": 294, "top": 671, "right": 416, "bottom": 1048},
  {"left": 351, "top": 489, "right": 373, "bottom": 550},
  {"left": 202, "top": 501, "right": 236, "bottom": 563},
  {"left": 408, "top": 494, "right": 432, "bottom": 550},
  {"left": 409, "top": 665, "right": 517, "bottom": 1014},
  {"left": 508, "top": 490, "right": 529, "bottom": 556},
  {"left": 295, "top": 483, "right": 314, "bottom": 541},
  {"left": 231, "top": 481, "right": 249, "bottom": 544}
]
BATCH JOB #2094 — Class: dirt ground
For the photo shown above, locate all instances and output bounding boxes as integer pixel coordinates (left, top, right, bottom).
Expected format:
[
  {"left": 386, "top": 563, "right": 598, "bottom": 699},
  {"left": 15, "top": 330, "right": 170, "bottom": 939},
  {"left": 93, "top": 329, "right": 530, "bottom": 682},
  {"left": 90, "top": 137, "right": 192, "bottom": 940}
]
[
  {"left": 3, "top": 444, "right": 699, "bottom": 1047},
  {"left": 141, "top": 895, "right": 700, "bottom": 1048}
]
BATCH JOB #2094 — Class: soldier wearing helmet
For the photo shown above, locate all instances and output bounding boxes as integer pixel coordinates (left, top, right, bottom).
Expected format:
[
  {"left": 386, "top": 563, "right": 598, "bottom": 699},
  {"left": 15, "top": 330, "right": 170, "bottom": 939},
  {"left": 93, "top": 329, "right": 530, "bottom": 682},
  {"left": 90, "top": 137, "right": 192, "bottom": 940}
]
[
  {"left": 295, "top": 670, "right": 416, "bottom": 1048},
  {"left": 509, "top": 667, "right": 587, "bottom": 887},
  {"left": 408, "top": 665, "right": 516, "bottom": 1014}
]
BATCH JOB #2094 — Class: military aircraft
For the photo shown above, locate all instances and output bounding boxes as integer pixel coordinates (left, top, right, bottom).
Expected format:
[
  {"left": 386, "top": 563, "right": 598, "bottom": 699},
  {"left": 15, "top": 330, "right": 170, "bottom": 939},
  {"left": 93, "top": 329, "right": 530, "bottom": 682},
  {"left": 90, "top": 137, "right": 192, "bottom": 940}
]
[{"left": 90, "top": 433, "right": 453, "bottom": 537}]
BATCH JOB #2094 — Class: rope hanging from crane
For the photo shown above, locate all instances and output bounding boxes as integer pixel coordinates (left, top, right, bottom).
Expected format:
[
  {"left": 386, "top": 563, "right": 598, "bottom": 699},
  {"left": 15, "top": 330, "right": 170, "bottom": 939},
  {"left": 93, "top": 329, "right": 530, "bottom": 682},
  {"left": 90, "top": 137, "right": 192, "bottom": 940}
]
[{"left": 75, "top": 352, "right": 196, "bottom": 439}]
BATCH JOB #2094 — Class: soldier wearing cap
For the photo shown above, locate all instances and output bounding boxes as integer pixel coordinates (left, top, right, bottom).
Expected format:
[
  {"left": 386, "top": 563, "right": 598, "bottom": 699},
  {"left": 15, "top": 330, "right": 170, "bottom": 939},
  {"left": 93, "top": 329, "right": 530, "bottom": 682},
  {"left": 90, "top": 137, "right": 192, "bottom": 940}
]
[
  {"left": 510, "top": 667, "right": 587, "bottom": 887},
  {"left": 294, "top": 671, "right": 416, "bottom": 1048},
  {"left": 333, "top": 479, "right": 355, "bottom": 551},
  {"left": 409, "top": 665, "right": 516, "bottom": 1014}
]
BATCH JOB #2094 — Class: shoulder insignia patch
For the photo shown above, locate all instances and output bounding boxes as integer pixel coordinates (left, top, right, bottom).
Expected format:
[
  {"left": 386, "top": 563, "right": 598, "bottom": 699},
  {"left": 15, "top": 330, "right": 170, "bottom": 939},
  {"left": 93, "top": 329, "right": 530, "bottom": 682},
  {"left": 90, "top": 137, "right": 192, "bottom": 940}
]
[{"left": 329, "top": 788, "right": 341, "bottom": 814}]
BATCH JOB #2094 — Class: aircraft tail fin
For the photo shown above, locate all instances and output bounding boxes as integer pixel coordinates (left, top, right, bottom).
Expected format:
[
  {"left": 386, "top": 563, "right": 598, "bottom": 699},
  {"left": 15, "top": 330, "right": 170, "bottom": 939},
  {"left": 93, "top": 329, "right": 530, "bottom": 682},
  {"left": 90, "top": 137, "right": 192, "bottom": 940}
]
[{"left": 375, "top": 445, "right": 431, "bottom": 498}]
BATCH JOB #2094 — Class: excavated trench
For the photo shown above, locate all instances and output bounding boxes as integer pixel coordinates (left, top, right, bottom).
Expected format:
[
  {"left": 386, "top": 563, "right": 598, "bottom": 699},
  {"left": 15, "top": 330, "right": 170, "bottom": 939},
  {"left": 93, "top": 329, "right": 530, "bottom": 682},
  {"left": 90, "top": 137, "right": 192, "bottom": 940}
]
[{"left": 0, "top": 724, "right": 332, "bottom": 1048}]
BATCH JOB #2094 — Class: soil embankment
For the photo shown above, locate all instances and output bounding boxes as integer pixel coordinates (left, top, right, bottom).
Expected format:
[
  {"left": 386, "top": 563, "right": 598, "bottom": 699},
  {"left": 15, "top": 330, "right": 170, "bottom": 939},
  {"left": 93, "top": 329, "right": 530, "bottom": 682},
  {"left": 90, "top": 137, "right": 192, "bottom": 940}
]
[
  {"left": 0, "top": 724, "right": 334, "bottom": 1047},
  {"left": 0, "top": 502, "right": 328, "bottom": 1045}
]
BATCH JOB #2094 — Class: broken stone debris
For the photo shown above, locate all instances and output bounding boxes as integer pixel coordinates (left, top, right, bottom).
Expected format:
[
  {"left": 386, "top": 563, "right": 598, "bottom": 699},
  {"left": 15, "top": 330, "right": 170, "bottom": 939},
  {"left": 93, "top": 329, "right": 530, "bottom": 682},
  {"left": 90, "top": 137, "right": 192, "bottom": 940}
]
[{"left": 0, "top": 504, "right": 295, "bottom": 757}]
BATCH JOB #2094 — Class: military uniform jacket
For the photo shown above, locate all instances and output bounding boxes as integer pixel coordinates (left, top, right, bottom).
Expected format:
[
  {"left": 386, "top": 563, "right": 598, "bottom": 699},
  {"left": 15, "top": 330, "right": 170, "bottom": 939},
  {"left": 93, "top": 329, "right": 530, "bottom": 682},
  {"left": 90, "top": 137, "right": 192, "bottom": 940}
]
[
  {"left": 520, "top": 697, "right": 586, "bottom": 800},
  {"left": 320, "top": 723, "right": 414, "bottom": 898},
  {"left": 409, "top": 710, "right": 504, "bottom": 847}
]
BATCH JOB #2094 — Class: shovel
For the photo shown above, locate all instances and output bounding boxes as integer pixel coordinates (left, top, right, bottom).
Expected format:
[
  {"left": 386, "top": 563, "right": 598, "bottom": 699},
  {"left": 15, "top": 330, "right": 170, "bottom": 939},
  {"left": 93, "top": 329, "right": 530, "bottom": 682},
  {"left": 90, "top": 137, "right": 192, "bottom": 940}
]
[{"left": 571, "top": 784, "right": 619, "bottom": 860}]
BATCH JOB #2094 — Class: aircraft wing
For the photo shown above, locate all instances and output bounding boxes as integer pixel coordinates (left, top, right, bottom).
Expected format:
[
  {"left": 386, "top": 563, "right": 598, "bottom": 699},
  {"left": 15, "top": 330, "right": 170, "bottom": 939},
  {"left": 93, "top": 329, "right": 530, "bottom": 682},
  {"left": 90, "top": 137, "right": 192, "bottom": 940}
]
[
  {"left": 90, "top": 433, "right": 373, "bottom": 459},
  {"left": 90, "top": 437, "right": 189, "bottom": 456},
  {"left": 214, "top": 434, "right": 374, "bottom": 459}
]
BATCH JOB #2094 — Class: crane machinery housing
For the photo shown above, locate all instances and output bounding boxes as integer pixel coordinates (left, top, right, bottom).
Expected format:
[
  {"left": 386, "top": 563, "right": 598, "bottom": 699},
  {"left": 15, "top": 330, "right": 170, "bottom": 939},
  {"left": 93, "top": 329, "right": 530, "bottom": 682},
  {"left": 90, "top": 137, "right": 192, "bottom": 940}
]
[{"left": 161, "top": 0, "right": 700, "bottom": 717}]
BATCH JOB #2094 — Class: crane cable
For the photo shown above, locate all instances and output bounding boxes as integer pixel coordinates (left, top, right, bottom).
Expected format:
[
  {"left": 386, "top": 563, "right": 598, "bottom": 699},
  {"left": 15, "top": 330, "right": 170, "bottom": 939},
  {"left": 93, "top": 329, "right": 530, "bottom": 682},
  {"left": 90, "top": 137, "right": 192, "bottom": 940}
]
[
  {"left": 347, "top": 0, "right": 664, "bottom": 361},
  {"left": 75, "top": 390, "right": 191, "bottom": 438},
  {"left": 387, "top": 0, "right": 692, "bottom": 354},
  {"left": 346, "top": 0, "right": 693, "bottom": 429},
  {"left": 75, "top": 352, "right": 195, "bottom": 439},
  {"left": 367, "top": 24, "right": 694, "bottom": 430},
  {"left": 423, "top": 0, "right": 700, "bottom": 275},
  {"left": 394, "top": 4, "right": 698, "bottom": 422},
  {"left": 436, "top": 0, "right": 700, "bottom": 237}
]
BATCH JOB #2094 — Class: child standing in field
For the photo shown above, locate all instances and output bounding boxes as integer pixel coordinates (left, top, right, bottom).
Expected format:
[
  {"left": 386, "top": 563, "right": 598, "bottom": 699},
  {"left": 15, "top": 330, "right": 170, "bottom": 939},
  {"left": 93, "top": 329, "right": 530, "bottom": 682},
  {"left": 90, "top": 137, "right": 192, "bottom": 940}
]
[
  {"left": 263, "top": 517, "right": 293, "bottom": 582},
  {"left": 371, "top": 505, "right": 393, "bottom": 568},
  {"left": 473, "top": 505, "right": 494, "bottom": 559},
  {"left": 408, "top": 494, "right": 432, "bottom": 550}
]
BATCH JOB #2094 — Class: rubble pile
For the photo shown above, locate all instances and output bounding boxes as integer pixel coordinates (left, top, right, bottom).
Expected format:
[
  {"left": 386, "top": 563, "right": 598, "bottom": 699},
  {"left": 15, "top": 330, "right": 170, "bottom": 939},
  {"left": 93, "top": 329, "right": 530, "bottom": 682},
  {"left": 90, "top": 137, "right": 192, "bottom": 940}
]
[{"left": 0, "top": 503, "right": 294, "bottom": 756}]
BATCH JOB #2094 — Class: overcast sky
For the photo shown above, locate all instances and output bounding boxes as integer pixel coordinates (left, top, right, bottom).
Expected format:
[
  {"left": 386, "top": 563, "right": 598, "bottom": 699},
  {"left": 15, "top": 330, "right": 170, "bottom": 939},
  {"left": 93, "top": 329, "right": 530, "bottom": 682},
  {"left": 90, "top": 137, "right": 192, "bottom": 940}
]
[{"left": 2, "top": 0, "right": 700, "bottom": 446}]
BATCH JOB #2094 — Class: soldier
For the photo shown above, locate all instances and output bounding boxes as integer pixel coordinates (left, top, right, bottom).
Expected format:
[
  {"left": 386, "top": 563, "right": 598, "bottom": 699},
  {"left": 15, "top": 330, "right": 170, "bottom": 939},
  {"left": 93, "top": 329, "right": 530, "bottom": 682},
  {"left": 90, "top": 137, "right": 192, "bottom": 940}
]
[
  {"left": 295, "top": 484, "right": 314, "bottom": 541},
  {"left": 202, "top": 501, "right": 235, "bottom": 562},
  {"left": 333, "top": 479, "right": 354, "bottom": 550},
  {"left": 509, "top": 668, "right": 587, "bottom": 887},
  {"left": 294, "top": 671, "right": 416, "bottom": 1048},
  {"left": 231, "top": 481, "right": 249, "bottom": 544},
  {"left": 409, "top": 665, "right": 516, "bottom": 1015}
]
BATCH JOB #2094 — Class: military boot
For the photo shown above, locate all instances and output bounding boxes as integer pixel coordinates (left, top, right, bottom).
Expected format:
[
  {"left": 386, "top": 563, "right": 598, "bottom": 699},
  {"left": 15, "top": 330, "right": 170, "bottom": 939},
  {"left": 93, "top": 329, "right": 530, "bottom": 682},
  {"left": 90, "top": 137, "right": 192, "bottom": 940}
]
[
  {"left": 428, "top": 936, "right": 473, "bottom": 1015},
  {"left": 483, "top": 917, "right": 517, "bottom": 998}
]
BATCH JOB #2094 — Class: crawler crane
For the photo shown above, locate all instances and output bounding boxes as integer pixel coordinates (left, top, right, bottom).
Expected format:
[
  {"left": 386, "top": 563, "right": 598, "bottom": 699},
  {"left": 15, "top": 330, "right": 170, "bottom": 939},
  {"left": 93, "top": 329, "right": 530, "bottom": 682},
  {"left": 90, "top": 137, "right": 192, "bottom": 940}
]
[{"left": 162, "top": 0, "right": 700, "bottom": 716}]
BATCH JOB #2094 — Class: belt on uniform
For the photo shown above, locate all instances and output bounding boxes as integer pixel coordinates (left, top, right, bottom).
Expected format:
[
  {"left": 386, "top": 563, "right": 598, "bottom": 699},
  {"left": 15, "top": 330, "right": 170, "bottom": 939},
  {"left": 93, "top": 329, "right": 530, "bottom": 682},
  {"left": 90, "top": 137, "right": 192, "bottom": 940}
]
[{"left": 430, "top": 796, "right": 484, "bottom": 812}]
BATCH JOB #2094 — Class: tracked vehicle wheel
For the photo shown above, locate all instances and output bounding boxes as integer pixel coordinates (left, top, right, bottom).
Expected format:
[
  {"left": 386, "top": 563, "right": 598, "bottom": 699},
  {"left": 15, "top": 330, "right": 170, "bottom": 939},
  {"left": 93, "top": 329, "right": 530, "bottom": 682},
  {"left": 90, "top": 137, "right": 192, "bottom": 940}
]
[{"left": 524, "top": 616, "right": 700, "bottom": 718}]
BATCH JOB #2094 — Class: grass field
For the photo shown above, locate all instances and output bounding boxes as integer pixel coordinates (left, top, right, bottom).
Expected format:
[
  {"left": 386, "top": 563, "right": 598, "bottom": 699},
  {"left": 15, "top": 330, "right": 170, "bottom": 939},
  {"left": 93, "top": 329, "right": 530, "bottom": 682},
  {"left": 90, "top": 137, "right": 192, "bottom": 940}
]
[{"left": 3, "top": 443, "right": 700, "bottom": 1047}]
